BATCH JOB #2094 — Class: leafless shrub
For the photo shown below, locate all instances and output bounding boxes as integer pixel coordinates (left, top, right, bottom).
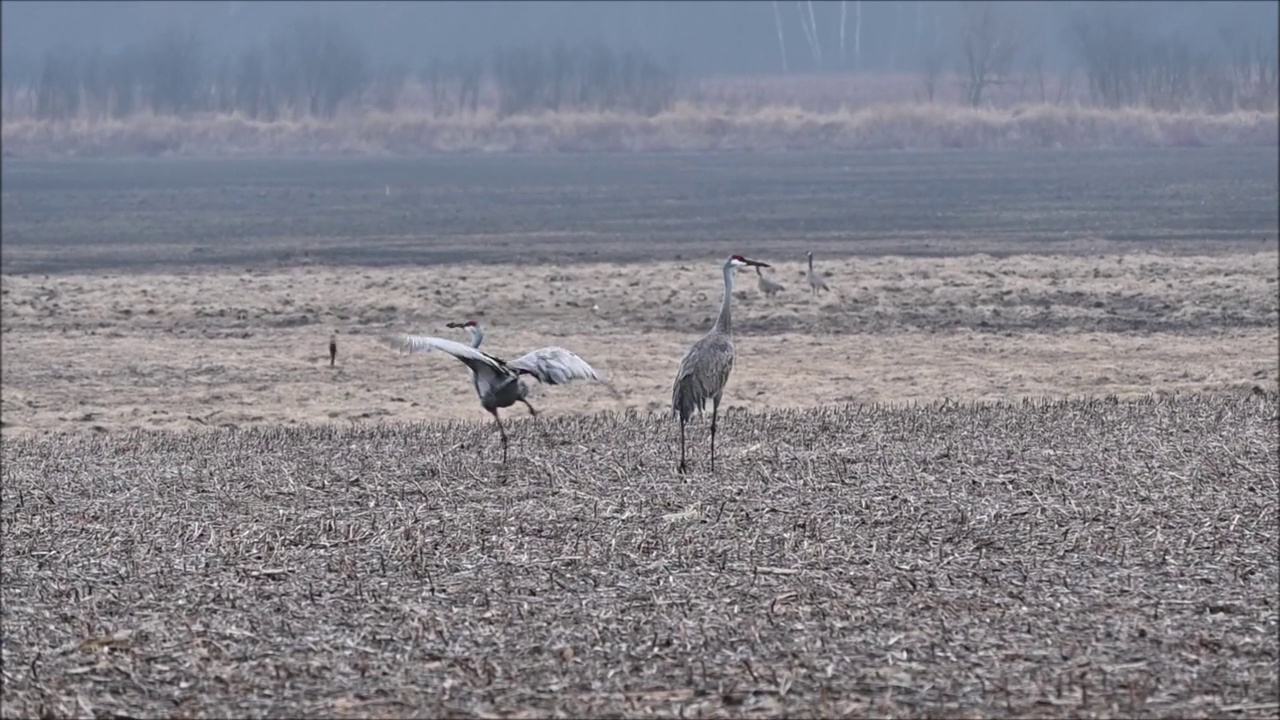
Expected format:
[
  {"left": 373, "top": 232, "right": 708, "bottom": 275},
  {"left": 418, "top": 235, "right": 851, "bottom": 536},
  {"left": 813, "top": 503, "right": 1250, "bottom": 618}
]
[
  {"left": 2, "top": 393, "right": 1276, "bottom": 717},
  {"left": 922, "top": 50, "right": 945, "bottom": 103},
  {"left": 34, "top": 46, "right": 81, "bottom": 121},
  {"left": 368, "top": 63, "right": 410, "bottom": 114},
  {"left": 138, "top": 25, "right": 203, "bottom": 117},
  {"left": 1070, "top": 6, "right": 1277, "bottom": 114},
  {"left": 416, "top": 56, "right": 485, "bottom": 117},
  {"left": 230, "top": 44, "right": 276, "bottom": 121},
  {"left": 267, "top": 16, "right": 368, "bottom": 119},
  {"left": 956, "top": 0, "right": 1019, "bottom": 108},
  {"left": 492, "top": 42, "right": 676, "bottom": 119}
]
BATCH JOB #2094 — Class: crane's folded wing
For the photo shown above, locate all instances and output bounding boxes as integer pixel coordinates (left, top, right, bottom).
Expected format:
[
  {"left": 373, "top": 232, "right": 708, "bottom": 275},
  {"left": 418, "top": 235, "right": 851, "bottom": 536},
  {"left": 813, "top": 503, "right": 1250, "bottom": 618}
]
[{"left": 509, "top": 347, "right": 606, "bottom": 385}]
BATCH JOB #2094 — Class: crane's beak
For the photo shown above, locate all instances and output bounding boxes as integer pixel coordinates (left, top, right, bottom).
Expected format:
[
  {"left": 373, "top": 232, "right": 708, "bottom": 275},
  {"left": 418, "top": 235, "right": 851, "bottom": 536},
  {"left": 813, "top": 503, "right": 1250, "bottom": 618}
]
[
  {"left": 445, "top": 322, "right": 463, "bottom": 329},
  {"left": 746, "top": 258, "right": 771, "bottom": 268}
]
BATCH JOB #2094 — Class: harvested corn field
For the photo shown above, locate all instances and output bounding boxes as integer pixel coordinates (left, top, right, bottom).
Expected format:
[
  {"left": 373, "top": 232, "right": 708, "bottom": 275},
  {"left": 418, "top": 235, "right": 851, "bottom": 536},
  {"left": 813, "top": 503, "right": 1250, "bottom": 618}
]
[{"left": 2, "top": 393, "right": 1277, "bottom": 718}]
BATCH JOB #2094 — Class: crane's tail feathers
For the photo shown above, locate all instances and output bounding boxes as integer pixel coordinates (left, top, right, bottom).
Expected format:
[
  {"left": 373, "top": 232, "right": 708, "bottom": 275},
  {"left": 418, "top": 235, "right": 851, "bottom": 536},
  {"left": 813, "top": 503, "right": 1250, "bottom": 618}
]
[{"left": 671, "top": 385, "right": 705, "bottom": 424}]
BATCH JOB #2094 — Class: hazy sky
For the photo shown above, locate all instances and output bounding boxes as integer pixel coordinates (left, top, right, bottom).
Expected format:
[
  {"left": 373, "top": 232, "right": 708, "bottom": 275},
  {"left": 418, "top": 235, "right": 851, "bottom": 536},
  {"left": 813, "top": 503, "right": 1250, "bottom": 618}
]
[{"left": 2, "top": 1, "right": 1275, "bottom": 77}]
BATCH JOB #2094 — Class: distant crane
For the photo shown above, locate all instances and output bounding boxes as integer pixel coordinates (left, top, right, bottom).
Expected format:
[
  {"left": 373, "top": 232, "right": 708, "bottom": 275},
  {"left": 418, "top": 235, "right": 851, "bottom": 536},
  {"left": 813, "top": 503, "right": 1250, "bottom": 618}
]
[
  {"left": 806, "top": 250, "right": 831, "bottom": 295},
  {"left": 382, "top": 325, "right": 608, "bottom": 463},
  {"left": 329, "top": 334, "right": 338, "bottom": 367},
  {"left": 756, "top": 265, "right": 786, "bottom": 297},
  {"left": 671, "top": 254, "right": 771, "bottom": 474}
]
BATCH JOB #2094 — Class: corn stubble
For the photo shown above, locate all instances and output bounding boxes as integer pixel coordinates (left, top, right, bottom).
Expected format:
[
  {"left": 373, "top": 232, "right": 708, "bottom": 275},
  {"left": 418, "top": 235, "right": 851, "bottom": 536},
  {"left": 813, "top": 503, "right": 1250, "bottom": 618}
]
[{"left": 2, "top": 392, "right": 1276, "bottom": 718}]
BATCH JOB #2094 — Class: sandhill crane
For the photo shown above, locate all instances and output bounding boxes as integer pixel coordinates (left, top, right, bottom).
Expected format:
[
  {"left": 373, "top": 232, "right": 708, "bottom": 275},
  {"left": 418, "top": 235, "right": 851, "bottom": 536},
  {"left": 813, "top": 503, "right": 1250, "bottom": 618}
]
[
  {"left": 756, "top": 265, "right": 785, "bottom": 297},
  {"left": 671, "top": 254, "right": 771, "bottom": 474},
  {"left": 382, "top": 326, "right": 607, "bottom": 463},
  {"left": 806, "top": 251, "right": 830, "bottom": 295},
  {"left": 329, "top": 334, "right": 337, "bottom": 367}
]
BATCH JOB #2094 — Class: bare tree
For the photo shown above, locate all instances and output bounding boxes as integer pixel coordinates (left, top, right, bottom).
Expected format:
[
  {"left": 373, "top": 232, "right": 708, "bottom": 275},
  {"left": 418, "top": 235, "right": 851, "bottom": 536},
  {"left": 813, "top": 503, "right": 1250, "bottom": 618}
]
[
  {"left": 957, "top": 1, "right": 1019, "bottom": 107},
  {"left": 455, "top": 56, "right": 483, "bottom": 115},
  {"left": 233, "top": 45, "right": 273, "bottom": 119},
  {"left": 34, "top": 47, "right": 81, "bottom": 120},
  {"left": 922, "top": 50, "right": 945, "bottom": 103},
  {"left": 796, "top": 1, "right": 821, "bottom": 70},
  {"left": 854, "top": 0, "right": 862, "bottom": 70},
  {"left": 1070, "top": 7, "right": 1142, "bottom": 109},
  {"left": 269, "top": 17, "right": 367, "bottom": 118},
  {"left": 140, "top": 26, "right": 204, "bottom": 116},
  {"left": 1, "top": 53, "right": 38, "bottom": 121},
  {"left": 771, "top": 1, "right": 789, "bottom": 73},
  {"left": 806, "top": 0, "right": 822, "bottom": 68},
  {"left": 1055, "top": 65, "right": 1076, "bottom": 106},
  {"left": 80, "top": 49, "right": 108, "bottom": 120},
  {"left": 1027, "top": 52, "right": 1046, "bottom": 104},
  {"left": 369, "top": 63, "right": 409, "bottom": 113},
  {"left": 839, "top": 0, "right": 846, "bottom": 68}
]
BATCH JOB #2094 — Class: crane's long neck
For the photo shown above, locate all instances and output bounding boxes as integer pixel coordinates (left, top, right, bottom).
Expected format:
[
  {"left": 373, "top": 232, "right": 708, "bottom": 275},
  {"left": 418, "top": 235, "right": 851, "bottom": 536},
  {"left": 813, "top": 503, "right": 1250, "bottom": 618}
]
[
  {"left": 715, "top": 261, "right": 734, "bottom": 334},
  {"left": 808, "top": 254, "right": 814, "bottom": 272},
  {"left": 468, "top": 326, "right": 484, "bottom": 349}
]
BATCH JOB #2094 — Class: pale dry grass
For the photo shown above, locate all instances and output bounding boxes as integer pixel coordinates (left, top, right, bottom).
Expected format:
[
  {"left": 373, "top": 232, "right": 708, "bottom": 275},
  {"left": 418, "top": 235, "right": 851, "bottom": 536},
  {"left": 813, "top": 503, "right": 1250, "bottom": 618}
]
[
  {"left": 2, "top": 251, "right": 1275, "bottom": 436},
  {"left": 2, "top": 102, "right": 1275, "bottom": 158}
]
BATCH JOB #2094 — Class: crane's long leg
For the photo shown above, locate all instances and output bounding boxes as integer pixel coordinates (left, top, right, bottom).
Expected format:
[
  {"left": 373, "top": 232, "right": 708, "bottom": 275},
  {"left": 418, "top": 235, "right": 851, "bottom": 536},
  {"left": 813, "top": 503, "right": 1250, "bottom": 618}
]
[
  {"left": 678, "top": 418, "right": 688, "bottom": 474},
  {"left": 710, "top": 398, "right": 721, "bottom": 474},
  {"left": 519, "top": 398, "right": 554, "bottom": 442},
  {"left": 489, "top": 408, "right": 508, "bottom": 464}
]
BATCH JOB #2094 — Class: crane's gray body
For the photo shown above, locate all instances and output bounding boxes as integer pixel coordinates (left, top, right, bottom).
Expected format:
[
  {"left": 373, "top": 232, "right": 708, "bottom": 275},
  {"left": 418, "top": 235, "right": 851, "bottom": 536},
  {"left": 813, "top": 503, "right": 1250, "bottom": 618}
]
[
  {"left": 385, "top": 325, "right": 607, "bottom": 462},
  {"left": 476, "top": 366, "right": 527, "bottom": 412},
  {"left": 449, "top": 322, "right": 521, "bottom": 411},
  {"left": 756, "top": 266, "right": 785, "bottom": 297},
  {"left": 671, "top": 255, "right": 768, "bottom": 473},
  {"left": 672, "top": 330, "right": 734, "bottom": 424}
]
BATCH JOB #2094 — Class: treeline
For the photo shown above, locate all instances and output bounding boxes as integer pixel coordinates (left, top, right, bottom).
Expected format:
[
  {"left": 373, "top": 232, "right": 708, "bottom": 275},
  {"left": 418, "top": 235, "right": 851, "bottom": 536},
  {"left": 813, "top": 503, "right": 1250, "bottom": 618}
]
[
  {"left": 3, "top": 18, "right": 679, "bottom": 122},
  {"left": 943, "top": 1, "right": 1277, "bottom": 111},
  {"left": 1069, "top": 9, "right": 1277, "bottom": 112}
]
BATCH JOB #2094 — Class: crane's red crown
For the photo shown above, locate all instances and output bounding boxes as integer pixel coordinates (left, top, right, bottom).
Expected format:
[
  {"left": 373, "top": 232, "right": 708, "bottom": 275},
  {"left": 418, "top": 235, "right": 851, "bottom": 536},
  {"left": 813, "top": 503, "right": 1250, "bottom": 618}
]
[{"left": 730, "top": 254, "right": 747, "bottom": 262}]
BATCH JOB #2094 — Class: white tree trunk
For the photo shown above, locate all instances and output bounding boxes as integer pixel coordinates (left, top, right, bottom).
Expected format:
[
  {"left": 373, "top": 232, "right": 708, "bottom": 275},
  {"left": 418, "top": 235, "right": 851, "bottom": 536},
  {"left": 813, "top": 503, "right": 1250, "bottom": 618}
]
[
  {"left": 771, "top": 0, "right": 789, "bottom": 73},
  {"left": 854, "top": 0, "right": 862, "bottom": 71},
  {"left": 840, "top": 1, "right": 847, "bottom": 67}
]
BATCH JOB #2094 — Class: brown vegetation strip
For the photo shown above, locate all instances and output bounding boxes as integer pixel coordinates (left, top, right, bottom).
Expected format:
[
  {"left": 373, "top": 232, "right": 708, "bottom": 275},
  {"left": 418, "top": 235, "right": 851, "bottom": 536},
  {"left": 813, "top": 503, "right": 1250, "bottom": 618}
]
[
  {"left": 2, "top": 393, "right": 1277, "bottom": 717},
  {"left": 3, "top": 104, "right": 1277, "bottom": 159}
]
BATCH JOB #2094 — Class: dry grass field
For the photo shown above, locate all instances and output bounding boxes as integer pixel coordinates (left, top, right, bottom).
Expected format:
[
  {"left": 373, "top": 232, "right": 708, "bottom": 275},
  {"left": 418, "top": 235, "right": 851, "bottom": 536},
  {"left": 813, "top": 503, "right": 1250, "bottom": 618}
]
[
  {"left": 3, "top": 394, "right": 1278, "bottom": 717},
  {"left": 1, "top": 251, "right": 1277, "bottom": 434},
  {"left": 1, "top": 149, "right": 1276, "bottom": 434},
  {"left": 2, "top": 148, "right": 1278, "bottom": 717}
]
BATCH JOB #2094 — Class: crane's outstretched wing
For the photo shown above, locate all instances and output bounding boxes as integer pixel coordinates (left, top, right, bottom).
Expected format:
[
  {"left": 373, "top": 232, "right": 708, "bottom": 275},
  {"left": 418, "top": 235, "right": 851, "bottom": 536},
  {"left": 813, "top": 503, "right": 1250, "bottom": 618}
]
[
  {"left": 382, "top": 333, "right": 508, "bottom": 376},
  {"left": 508, "top": 347, "right": 606, "bottom": 386}
]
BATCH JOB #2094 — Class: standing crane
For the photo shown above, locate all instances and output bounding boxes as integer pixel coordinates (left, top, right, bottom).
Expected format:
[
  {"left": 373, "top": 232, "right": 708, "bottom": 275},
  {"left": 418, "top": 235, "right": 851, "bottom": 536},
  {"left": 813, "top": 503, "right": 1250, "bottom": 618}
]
[
  {"left": 671, "top": 254, "right": 771, "bottom": 474},
  {"left": 382, "top": 326, "right": 608, "bottom": 463},
  {"left": 806, "top": 250, "right": 831, "bottom": 295},
  {"left": 756, "top": 265, "right": 785, "bottom": 297}
]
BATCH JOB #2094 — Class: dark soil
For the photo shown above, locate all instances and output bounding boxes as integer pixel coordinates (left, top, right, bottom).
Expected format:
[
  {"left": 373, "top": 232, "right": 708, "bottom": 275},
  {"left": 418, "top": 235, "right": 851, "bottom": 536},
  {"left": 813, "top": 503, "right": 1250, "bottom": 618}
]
[{"left": 2, "top": 148, "right": 1276, "bottom": 275}]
